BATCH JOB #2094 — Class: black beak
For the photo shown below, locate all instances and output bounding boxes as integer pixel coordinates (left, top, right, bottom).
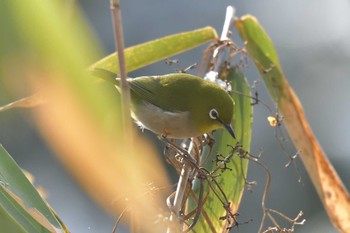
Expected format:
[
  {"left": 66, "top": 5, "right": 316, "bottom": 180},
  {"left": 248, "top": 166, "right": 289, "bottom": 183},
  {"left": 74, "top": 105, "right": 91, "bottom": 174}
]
[
  {"left": 223, "top": 122, "right": 236, "bottom": 139},
  {"left": 216, "top": 118, "right": 236, "bottom": 139}
]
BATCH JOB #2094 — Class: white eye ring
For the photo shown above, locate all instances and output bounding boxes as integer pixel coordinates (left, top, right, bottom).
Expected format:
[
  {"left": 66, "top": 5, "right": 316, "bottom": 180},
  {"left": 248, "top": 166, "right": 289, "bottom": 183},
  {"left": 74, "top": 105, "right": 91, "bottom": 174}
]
[{"left": 209, "top": 108, "right": 219, "bottom": 120}]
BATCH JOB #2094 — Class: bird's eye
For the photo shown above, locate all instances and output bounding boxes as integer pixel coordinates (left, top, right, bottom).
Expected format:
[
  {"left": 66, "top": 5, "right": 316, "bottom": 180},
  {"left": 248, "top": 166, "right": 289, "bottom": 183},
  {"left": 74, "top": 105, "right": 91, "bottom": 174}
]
[{"left": 209, "top": 108, "right": 219, "bottom": 120}]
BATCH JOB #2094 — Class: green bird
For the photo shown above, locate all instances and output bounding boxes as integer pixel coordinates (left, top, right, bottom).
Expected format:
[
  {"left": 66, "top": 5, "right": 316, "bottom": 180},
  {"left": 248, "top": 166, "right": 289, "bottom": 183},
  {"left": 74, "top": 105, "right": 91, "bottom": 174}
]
[{"left": 93, "top": 70, "right": 236, "bottom": 139}]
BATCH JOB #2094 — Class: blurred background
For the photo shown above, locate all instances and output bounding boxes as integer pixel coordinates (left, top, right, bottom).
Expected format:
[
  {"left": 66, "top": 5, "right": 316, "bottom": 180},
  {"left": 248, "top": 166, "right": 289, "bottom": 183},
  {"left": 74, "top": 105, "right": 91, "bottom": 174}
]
[{"left": 1, "top": 0, "right": 350, "bottom": 232}]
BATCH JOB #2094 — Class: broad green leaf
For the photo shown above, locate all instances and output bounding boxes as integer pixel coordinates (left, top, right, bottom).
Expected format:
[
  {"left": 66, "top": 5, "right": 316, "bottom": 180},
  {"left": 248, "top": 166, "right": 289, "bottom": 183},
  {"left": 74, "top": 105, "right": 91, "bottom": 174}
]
[
  {"left": 236, "top": 15, "right": 350, "bottom": 232},
  {"left": 191, "top": 67, "right": 253, "bottom": 232},
  {"left": 235, "top": 15, "right": 287, "bottom": 102},
  {"left": 0, "top": 145, "right": 66, "bottom": 233},
  {"left": 2, "top": 2, "right": 170, "bottom": 233},
  {"left": 90, "top": 27, "right": 218, "bottom": 75},
  {"left": 0, "top": 207, "right": 27, "bottom": 233}
]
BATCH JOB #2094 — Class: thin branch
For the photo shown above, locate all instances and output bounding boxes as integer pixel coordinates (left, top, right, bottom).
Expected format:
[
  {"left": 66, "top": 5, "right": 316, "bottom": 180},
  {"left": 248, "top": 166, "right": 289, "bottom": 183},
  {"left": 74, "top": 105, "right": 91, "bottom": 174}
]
[
  {"left": 110, "top": 0, "right": 132, "bottom": 139},
  {"left": 110, "top": 1, "right": 136, "bottom": 232},
  {"left": 183, "top": 175, "right": 205, "bottom": 232},
  {"left": 168, "top": 163, "right": 192, "bottom": 232},
  {"left": 112, "top": 206, "right": 130, "bottom": 233},
  {"left": 166, "top": 137, "right": 202, "bottom": 233}
]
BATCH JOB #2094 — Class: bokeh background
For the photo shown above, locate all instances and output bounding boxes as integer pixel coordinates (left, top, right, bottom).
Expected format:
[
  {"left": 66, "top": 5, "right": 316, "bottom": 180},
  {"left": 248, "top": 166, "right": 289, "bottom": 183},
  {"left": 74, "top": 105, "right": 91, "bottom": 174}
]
[{"left": 1, "top": 0, "right": 350, "bottom": 232}]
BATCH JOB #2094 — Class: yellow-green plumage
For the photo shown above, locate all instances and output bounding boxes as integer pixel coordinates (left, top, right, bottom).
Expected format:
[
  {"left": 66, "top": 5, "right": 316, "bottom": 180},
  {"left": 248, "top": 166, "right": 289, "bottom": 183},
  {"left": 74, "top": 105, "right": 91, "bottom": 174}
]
[
  {"left": 93, "top": 69, "right": 235, "bottom": 138},
  {"left": 127, "top": 73, "right": 235, "bottom": 138}
]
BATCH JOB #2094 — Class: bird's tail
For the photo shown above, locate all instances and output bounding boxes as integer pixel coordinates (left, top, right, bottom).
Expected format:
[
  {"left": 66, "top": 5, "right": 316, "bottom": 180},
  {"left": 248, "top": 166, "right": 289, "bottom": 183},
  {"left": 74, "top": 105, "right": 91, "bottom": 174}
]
[{"left": 89, "top": 68, "right": 120, "bottom": 85}]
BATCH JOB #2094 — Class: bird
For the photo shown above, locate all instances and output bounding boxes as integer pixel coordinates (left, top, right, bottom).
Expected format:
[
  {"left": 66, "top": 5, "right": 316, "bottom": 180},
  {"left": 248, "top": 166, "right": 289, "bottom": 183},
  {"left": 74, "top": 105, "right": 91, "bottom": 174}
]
[{"left": 93, "top": 69, "right": 236, "bottom": 139}]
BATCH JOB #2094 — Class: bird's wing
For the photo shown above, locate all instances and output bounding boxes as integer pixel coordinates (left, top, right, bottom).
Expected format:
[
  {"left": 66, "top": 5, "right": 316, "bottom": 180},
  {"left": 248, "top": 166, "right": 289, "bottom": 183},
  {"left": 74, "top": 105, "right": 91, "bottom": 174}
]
[
  {"left": 91, "top": 69, "right": 191, "bottom": 112},
  {"left": 91, "top": 68, "right": 162, "bottom": 105},
  {"left": 129, "top": 74, "right": 196, "bottom": 112},
  {"left": 128, "top": 76, "right": 164, "bottom": 107}
]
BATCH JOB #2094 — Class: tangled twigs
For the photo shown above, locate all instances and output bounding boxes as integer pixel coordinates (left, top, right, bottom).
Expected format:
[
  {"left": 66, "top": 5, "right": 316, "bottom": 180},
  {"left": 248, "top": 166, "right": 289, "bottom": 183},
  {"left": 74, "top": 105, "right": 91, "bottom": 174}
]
[
  {"left": 183, "top": 174, "right": 205, "bottom": 233},
  {"left": 164, "top": 137, "right": 306, "bottom": 233},
  {"left": 162, "top": 136, "right": 242, "bottom": 232},
  {"left": 224, "top": 144, "right": 306, "bottom": 232},
  {"left": 213, "top": 153, "right": 233, "bottom": 172},
  {"left": 162, "top": 136, "right": 202, "bottom": 232},
  {"left": 165, "top": 136, "right": 306, "bottom": 233},
  {"left": 261, "top": 210, "right": 305, "bottom": 233}
]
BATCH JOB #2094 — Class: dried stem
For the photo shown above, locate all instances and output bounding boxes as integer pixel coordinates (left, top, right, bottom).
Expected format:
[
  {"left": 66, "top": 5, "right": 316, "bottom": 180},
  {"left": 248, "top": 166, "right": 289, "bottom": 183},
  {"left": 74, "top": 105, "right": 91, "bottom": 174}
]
[
  {"left": 110, "top": 0, "right": 132, "bottom": 140},
  {"left": 204, "top": 6, "right": 235, "bottom": 81},
  {"left": 167, "top": 137, "right": 201, "bottom": 233},
  {"left": 167, "top": 163, "right": 192, "bottom": 232},
  {"left": 110, "top": 1, "right": 135, "bottom": 232},
  {"left": 242, "top": 152, "right": 306, "bottom": 233}
]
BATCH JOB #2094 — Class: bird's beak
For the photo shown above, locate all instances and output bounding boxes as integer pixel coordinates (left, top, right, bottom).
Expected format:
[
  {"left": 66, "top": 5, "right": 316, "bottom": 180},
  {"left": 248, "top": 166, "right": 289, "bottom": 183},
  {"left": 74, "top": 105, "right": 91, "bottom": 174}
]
[
  {"left": 216, "top": 118, "right": 236, "bottom": 139},
  {"left": 223, "top": 123, "right": 236, "bottom": 139}
]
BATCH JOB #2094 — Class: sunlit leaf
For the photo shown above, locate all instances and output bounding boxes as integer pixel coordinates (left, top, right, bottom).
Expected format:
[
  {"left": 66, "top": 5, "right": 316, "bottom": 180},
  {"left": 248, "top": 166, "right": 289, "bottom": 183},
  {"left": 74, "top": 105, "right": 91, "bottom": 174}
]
[
  {"left": 90, "top": 27, "right": 218, "bottom": 75},
  {"left": 0, "top": 145, "right": 66, "bottom": 233},
  {"left": 191, "top": 67, "right": 253, "bottom": 232},
  {"left": 235, "top": 15, "right": 350, "bottom": 232}
]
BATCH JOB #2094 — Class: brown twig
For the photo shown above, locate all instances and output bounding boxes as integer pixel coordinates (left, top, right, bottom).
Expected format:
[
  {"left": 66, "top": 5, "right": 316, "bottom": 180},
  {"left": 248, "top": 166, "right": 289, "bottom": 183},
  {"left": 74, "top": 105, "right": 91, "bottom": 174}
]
[{"left": 110, "top": 0, "right": 132, "bottom": 140}]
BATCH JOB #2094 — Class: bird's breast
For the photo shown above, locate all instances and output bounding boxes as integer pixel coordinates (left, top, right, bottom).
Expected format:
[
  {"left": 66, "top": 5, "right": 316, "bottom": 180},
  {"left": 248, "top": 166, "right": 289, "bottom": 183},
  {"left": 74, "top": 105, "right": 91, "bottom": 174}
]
[{"left": 130, "top": 101, "right": 198, "bottom": 138}]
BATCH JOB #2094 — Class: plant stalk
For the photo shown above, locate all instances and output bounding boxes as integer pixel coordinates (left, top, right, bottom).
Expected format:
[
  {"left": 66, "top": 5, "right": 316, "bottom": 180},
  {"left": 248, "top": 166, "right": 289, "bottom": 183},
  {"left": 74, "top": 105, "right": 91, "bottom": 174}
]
[{"left": 110, "top": 0, "right": 132, "bottom": 140}]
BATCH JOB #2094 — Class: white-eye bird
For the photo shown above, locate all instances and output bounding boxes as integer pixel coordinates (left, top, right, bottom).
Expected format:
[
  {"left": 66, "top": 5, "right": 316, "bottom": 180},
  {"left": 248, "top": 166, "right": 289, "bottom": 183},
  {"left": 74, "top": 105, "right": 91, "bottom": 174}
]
[{"left": 93, "top": 70, "right": 236, "bottom": 139}]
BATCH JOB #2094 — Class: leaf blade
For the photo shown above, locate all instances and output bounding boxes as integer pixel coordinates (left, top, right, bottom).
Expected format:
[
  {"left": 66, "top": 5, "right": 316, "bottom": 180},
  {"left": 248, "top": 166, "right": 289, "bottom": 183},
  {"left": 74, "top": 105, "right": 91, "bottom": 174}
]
[
  {"left": 235, "top": 14, "right": 350, "bottom": 232},
  {"left": 191, "top": 67, "right": 253, "bottom": 232},
  {"left": 0, "top": 145, "right": 66, "bottom": 233},
  {"left": 90, "top": 27, "right": 218, "bottom": 74}
]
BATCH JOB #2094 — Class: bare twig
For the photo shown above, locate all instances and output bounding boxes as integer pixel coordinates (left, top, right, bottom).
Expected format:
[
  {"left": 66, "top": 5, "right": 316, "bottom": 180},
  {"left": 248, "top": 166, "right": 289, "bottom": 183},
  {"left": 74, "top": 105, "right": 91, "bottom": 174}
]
[
  {"left": 183, "top": 175, "right": 205, "bottom": 232},
  {"left": 110, "top": 0, "right": 132, "bottom": 139},
  {"left": 166, "top": 137, "right": 201, "bottom": 233},
  {"left": 235, "top": 148, "right": 306, "bottom": 233},
  {"left": 109, "top": 1, "right": 137, "bottom": 232},
  {"left": 162, "top": 138, "right": 240, "bottom": 231},
  {"left": 168, "top": 163, "right": 192, "bottom": 232},
  {"left": 112, "top": 206, "right": 130, "bottom": 233}
]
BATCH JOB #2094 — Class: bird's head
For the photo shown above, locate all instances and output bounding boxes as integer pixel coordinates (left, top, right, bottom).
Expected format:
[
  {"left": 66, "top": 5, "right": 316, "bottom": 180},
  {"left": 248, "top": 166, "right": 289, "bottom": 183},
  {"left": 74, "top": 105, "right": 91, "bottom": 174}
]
[{"left": 192, "top": 81, "right": 235, "bottom": 139}]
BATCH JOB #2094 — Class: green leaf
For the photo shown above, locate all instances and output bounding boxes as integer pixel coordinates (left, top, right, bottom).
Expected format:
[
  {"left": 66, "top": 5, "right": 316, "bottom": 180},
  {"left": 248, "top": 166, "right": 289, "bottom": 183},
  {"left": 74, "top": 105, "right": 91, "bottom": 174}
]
[
  {"left": 1, "top": 2, "right": 170, "bottom": 232},
  {"left": 0, "top": 145, "right": 67, "bottom": 233},
  {"left": 236, "top": 15, "right": 350, "bottom": 233},
  {"left": 2, "top": 0, "right": 121, "bottom": 131},
  {"left": 0, "top": 207, "right": 27, "bottom": 233},
  {"left": 235, "top": 15, "right": 287, "bottom": 102},
  {"left": 191, "top": 67, "right": 253, "bottom": 232},
  {"left": 90, "top": 27, "right": 218, "bottom": 75}
]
